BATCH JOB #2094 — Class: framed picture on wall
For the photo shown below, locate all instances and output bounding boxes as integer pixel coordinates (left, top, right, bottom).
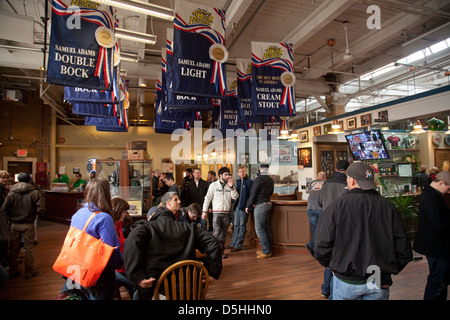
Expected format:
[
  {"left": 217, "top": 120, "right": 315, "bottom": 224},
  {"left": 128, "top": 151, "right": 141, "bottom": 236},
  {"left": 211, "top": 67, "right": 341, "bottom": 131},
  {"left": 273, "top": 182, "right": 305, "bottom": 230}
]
[
  {"left": 347, "top": 117, "right": 357, "bottom": 129},
  {"left": 298, "top": 147, "right": 312, "bottom": 167},
  {"left": 313, "top": 126, "right": 321, "bottom": 136},
  {"left": 299, "top": 130, "right": 309, "bottom": 142},
  {"left": 323, "top": 123, "right": 332, "bottom": 134},
  {"left": 360, "top": 114, "right": 372, "bottom": 126}
]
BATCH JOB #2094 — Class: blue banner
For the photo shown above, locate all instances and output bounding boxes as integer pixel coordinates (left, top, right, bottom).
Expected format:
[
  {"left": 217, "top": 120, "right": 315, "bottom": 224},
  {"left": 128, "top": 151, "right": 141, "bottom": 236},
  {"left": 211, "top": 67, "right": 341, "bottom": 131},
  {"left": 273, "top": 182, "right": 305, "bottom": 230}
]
[
  {"left": 251, "top": 42, "right": 296, "bottom": 117},
  {"left": 72, "top": 103, "right": 115, "bottom": 118},
  {"left": 220, "top": 90, "right": 246, "bottom": 134},
  {"left": 64, "top": 86, "right": 116, "bottom": 103},
  {"left": 165, "top": 28, "right": 212, "bottom": 110},
  {"left": 262, "top": 116, "right": 284, "bottom": 140},
  {"left": 172, "top": 1, "right": 227, "bottom": 99},
  {"left": 47, "top": 0, "right": 116, "bottom": 90}
]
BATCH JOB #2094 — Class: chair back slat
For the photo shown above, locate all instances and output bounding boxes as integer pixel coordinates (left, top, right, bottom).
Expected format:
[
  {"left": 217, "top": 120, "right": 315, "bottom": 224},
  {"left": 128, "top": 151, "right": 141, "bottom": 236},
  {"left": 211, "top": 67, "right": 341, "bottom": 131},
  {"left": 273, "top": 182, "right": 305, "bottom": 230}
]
[{"left": 153, "top": 260, "right": 210, "bottom": 300}]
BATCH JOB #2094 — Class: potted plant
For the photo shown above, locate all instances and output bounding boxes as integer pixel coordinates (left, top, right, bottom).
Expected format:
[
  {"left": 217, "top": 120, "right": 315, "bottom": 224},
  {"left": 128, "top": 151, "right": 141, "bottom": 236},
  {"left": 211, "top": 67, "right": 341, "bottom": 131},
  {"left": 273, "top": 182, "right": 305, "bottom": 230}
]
[{"left": 378, "top": 177, "right": 418, "bottom": 234}]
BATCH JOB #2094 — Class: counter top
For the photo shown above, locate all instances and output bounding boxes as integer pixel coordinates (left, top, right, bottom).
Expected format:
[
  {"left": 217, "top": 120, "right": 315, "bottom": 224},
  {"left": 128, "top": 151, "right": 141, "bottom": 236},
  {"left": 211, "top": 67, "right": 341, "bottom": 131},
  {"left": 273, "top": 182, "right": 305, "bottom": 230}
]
[
  {"left": 44, "top": 190, "right": 84, "bottom": 194},
  {"left": 270, "top": 200, "right": 307, "bottom": 205}
]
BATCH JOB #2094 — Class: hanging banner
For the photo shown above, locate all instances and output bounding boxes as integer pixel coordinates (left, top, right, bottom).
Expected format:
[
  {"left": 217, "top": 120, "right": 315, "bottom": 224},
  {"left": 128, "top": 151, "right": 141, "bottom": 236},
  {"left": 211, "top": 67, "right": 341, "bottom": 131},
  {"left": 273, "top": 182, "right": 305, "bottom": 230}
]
[
  {"left": 251, "top": 42, "right": 296, "bottom": 116},
  {"left": 154, "top": 110, "right": 189, "bottom": 134},
  {"left": 47, "top": 0, "right": 116, "bottom": 90},
  {"left": 72, "top": 103, "right": 115, "bottom": 118},
  {"left": 172, "top": 1, "right": 227, "bottom": 99},
  {"left": 165, "top": 28, "right": 212, "bottom": 110},
  {"left": 262, "top": 116, "right": 284, "bottom": 140},
  {"left": 64, "top": 86, "right": 116, "bottom": 104},
  {"left": 220, "top": 90, "right": 246, "bottom": 134},
  {"left": 211, "top": 99, "right": 221, "bottom": 130}
]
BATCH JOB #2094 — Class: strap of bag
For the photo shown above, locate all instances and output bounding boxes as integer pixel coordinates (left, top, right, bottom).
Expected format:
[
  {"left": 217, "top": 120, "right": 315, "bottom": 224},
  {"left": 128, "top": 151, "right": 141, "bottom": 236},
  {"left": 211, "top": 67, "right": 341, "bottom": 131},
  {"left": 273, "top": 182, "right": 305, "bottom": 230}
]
[{"left": 81, "top": 211, "right": 100, "bottom": 233}]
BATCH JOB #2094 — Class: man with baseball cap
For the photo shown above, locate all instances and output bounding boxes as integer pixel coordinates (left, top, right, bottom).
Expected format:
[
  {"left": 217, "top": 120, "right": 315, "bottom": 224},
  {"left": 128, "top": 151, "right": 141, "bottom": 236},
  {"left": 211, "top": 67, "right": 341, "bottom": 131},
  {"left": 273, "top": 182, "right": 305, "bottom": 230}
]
[
  {"left": 413, "top": 170, "right": 450, "bottom": 300},
  {"left": 314, "top": 161, "right": 412, "bottom": 300},
  {"left": 316, "top": 159, "right": 349, "bottom": 298}
]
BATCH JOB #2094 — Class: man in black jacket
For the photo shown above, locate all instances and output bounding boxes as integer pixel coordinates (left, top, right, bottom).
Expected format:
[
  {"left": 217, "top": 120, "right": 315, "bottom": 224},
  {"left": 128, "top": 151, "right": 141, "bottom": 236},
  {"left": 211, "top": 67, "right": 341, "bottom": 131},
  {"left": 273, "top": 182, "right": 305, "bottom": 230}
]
[
  {"left": 411, "top": 165, "right": 432, "bottom": 189},
  {"left": 413, "top": 171, "right": 450, "bottom": 300},
  {"left": 246, "top": 164, "right": 274, "bottom": 259},
  {"left": 316, "top": 159, "right": 349, "bottom": 298},
  {"left": 314, "top": 162, "right": 412, "bottom": 300},
  {"left": 124, "top": 191, "right": 222, "bottom": 300},
  {"left": 182, "top": 168, "right": 209, "bottom": 229},
  {"left": 2, "top": 172, "right": 45, "bottom": 279}
]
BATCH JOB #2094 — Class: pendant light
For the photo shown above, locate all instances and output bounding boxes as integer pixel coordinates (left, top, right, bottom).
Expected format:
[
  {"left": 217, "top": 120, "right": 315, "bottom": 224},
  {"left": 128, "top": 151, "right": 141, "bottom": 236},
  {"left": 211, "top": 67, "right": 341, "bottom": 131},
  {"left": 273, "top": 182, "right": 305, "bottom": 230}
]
[
  {"left": 328, "top": 119, "right": 344, "bottom": 134},
  {"left": 277, "top": 117, "right": 290, "bottom": 140},
  {"left": 343, "top": 21, "right": 353, "bottom": 61}
]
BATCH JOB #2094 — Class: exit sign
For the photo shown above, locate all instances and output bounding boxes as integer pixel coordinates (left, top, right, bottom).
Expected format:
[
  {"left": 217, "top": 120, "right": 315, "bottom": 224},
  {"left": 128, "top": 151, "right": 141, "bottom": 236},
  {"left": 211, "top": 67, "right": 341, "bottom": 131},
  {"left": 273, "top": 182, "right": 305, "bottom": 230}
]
[{"left": 17, "top": 149, "right": 27, "bottom": 158}]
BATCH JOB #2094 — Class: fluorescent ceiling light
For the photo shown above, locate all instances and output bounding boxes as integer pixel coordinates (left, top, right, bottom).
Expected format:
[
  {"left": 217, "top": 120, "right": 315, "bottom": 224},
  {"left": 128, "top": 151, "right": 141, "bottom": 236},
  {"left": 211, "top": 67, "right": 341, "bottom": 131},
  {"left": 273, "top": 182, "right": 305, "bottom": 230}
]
[
  {"left": 115, "top": 27, "right": 157, "bottom": 45},
  {"left": 96, "top": 0, "right": 175, "bottom": 21}
]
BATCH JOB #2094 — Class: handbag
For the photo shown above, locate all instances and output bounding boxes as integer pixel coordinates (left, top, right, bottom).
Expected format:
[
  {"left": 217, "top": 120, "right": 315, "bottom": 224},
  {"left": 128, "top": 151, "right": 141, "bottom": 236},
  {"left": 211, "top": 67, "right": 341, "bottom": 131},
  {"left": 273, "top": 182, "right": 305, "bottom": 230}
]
[{"left": 53, "top": 212, "right": 116, "bottom": 288}]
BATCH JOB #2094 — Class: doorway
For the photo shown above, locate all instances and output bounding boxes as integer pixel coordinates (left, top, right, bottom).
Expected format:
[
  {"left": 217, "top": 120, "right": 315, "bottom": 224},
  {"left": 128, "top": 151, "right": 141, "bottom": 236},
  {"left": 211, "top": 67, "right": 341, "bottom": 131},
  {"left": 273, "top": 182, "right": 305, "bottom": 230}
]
[
  {"left": 3, "top": 157, "right": 37, "bottom": 182},
  {"left": 175, "top": 163, "right": 198, "bottom": 184}
]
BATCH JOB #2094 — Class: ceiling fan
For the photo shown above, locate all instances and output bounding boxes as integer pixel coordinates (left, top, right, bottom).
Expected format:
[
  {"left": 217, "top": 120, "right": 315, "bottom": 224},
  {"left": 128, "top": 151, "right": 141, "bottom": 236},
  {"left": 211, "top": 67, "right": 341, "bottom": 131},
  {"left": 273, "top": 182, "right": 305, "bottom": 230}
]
[{"left": 343, "top": 21, "right": 353, "bottom": 61}]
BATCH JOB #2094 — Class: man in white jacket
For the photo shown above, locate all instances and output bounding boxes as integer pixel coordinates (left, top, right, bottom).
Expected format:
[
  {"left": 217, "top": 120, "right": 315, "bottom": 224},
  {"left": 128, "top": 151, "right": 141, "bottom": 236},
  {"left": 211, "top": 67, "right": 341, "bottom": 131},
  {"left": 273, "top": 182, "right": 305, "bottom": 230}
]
[{"left": 202, "top": 167, "right": 239, "bottom": 258}]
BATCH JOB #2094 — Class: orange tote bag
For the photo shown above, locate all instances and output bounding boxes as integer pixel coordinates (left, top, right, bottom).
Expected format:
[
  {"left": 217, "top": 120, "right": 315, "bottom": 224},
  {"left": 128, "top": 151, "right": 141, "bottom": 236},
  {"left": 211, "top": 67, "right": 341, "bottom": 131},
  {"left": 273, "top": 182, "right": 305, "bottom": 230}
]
[{"left": 53, "top": 212, "right": 116, "bottom": 288}]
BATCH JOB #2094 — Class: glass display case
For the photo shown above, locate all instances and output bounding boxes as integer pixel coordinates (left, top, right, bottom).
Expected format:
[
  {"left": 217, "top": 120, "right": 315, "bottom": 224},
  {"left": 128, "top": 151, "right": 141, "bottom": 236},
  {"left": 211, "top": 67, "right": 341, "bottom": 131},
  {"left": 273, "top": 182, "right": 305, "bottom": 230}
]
[{"left": 96, "top": 159, "right": 152, "bottom": 218}]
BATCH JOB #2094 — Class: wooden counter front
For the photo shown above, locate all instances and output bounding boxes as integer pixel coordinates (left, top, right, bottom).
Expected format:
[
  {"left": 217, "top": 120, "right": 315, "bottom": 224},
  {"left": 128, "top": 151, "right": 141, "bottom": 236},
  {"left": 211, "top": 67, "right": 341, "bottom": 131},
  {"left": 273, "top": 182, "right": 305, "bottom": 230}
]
[
  {"left": 43, "top": 191, "right": 85, "bottom": 224},
  {"left": 247, "top": 200, "right": 311, "bottom": 248}
]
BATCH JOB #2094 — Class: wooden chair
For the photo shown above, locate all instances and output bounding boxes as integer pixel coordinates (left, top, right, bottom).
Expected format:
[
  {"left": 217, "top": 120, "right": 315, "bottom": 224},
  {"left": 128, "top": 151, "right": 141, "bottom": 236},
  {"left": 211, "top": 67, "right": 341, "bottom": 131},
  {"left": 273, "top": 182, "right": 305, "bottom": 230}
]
[{"left": 153, "top": 260, "right": 210, "bottom": 300}]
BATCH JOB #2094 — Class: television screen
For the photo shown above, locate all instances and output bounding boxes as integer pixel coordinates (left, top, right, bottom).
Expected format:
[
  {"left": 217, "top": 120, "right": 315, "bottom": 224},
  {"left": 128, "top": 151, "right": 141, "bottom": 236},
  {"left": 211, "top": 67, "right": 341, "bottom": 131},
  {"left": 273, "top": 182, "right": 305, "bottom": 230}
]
[{"left": 345, "top": 130, "right": 390, "bottom": 160}]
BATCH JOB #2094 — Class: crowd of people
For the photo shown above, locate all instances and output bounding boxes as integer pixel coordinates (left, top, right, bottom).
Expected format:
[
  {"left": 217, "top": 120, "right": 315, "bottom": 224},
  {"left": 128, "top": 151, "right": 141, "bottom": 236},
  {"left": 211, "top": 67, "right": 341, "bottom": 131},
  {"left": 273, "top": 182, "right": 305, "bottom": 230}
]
[{"left": 0, "top": 160, "right": 448, "bottom": 301}]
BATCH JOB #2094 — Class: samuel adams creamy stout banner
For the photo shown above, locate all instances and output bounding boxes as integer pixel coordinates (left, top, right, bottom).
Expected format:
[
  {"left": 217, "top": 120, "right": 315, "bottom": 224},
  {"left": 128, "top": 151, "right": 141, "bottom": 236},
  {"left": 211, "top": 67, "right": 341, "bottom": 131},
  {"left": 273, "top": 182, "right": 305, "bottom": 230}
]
[
  {"left": 172, "top": 1, "right": 228, "bottom": 99},
  {"left": 251, "top": 42, "right": 296, "bottom": 117},
  {"left": 47, "top": 0, "right": 116, "bottom": 91}
]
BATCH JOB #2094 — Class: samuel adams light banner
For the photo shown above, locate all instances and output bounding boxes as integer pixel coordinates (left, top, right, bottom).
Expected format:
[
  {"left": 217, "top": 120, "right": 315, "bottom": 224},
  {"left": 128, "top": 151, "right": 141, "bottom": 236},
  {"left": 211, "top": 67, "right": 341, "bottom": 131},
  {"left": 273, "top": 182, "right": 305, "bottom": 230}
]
[
  {"left": 172, "top": 1, "right": 227, "bottom": 99},
  {"left": 47, "top": 0, "right": 116, "bottom": 90},
  {"left": 166, "top": 28, "right": 212, "bottom": 110},
  {"left": 251, "top": 42, "right": 296, "bottom": 117}
]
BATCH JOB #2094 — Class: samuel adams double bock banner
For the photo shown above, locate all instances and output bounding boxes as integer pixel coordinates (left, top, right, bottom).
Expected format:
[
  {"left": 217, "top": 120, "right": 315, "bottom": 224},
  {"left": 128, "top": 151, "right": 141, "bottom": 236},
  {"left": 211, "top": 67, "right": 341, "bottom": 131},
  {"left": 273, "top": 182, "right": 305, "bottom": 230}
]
[
  {"left": 47, "top": 0, "right": 116, "bottom": 91},
  {"left": 172, "top": 1, "right": 227, "bottom": 99},
  {"left": 251, "top": 42, "right": 296, "bottom": 117}
]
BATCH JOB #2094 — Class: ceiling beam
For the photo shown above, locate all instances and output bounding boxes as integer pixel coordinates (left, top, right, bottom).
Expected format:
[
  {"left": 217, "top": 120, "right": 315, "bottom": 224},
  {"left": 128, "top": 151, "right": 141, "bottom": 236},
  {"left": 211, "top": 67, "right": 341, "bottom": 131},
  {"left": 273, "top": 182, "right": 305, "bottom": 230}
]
[
  {"left": 300, "top": 9, "right": 438, "bottom": 80},
  {"left": 281, "top": 0, "right": 355, "bottom": 50}
]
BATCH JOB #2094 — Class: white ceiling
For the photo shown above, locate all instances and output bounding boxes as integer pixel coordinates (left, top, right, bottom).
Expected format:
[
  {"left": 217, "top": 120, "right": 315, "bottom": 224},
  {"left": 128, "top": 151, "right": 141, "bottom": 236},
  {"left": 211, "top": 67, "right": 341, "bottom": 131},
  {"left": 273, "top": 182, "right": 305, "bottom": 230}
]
[{"left": 0, "top": 0, "right": 449, "bottom": 126}]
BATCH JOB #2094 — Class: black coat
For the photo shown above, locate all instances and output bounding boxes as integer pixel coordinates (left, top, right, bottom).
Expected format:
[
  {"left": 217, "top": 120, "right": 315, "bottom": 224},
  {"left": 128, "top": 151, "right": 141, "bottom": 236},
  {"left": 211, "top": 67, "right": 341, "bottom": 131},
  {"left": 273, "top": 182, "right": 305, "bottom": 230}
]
[
  {"left": 413, "top": 185, "right": 450, "bottom": 259},
  {"left": 246, "top": 173, "right": 274, "bottom": 209},
  {"left": 314, "top": 188, "right": 412, "bottom": 286},
  {"left": 411, "top": 171, "right": 432, "bottom": 188},
  {"left": 182, "top": 178, "right": 209, "bottom": 207},
  {"left": 123, "top": 209, "right": 222, "bottom": 297}
]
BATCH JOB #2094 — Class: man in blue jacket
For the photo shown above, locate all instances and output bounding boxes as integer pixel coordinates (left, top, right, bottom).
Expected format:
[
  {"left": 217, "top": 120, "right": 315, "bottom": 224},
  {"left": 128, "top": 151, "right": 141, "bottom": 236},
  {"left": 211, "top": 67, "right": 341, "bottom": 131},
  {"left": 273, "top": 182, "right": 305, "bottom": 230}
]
[{"left": 229, "top": 166, "right": 253, "bottom": 252}]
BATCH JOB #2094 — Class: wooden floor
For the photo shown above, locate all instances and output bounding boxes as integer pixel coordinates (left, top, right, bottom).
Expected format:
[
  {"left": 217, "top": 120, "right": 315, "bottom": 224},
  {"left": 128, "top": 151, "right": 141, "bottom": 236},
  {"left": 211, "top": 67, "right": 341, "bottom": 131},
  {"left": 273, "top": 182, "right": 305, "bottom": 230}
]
[{"left": 0, "top": 218, "right": 436, "bottom": 300}]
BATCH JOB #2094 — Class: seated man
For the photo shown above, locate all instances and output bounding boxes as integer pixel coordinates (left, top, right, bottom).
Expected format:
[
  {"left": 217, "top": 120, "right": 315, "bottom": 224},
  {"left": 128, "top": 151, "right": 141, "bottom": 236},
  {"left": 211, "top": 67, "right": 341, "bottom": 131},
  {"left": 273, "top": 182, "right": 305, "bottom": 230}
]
[{"left": 124, "top": 192, "right": 222, "bottom": 300}]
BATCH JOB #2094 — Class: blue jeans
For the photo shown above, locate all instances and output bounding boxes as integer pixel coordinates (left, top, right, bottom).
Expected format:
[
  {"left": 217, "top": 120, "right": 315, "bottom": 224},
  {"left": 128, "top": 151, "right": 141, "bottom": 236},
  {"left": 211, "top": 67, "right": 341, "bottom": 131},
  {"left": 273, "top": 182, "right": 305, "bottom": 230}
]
[
  {"left": 424, "top": 257, "right": 450, "bottom": 300},
  {"left": 254, "top": 203, "right": 273, "bottom": 255},
  {"left": 331, "top": 275, "right": 389, "bottom": 300},
  {"left": 230, "top": 209, "right": 248, "bottom": 250},
  {"left": 322, "top": 268, "right": 333, "bottom": 296},
  {"left": 115, "top": 271, "right": 138, "bottom": 298},
  {"left": 306, "top": 209, "right": 322, "bottom": 248}
]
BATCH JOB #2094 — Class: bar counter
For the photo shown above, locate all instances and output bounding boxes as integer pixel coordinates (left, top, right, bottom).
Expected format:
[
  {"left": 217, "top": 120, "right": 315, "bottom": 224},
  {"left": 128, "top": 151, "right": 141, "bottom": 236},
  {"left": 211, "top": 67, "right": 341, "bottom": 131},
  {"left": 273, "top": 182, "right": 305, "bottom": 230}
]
[
  {"left": 43, "top": 190, "right": 85, "bottom": 224},
  {"left": 247, "top": 194, "right": 311, "bottom": 248}
]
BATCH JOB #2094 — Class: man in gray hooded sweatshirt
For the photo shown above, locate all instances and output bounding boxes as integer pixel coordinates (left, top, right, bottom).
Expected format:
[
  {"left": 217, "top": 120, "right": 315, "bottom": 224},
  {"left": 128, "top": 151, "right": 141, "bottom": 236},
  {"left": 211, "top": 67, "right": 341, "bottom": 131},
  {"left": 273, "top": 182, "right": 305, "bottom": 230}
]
[{"left": 2, "top": 172, "right": 45, "bottom": 279}]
